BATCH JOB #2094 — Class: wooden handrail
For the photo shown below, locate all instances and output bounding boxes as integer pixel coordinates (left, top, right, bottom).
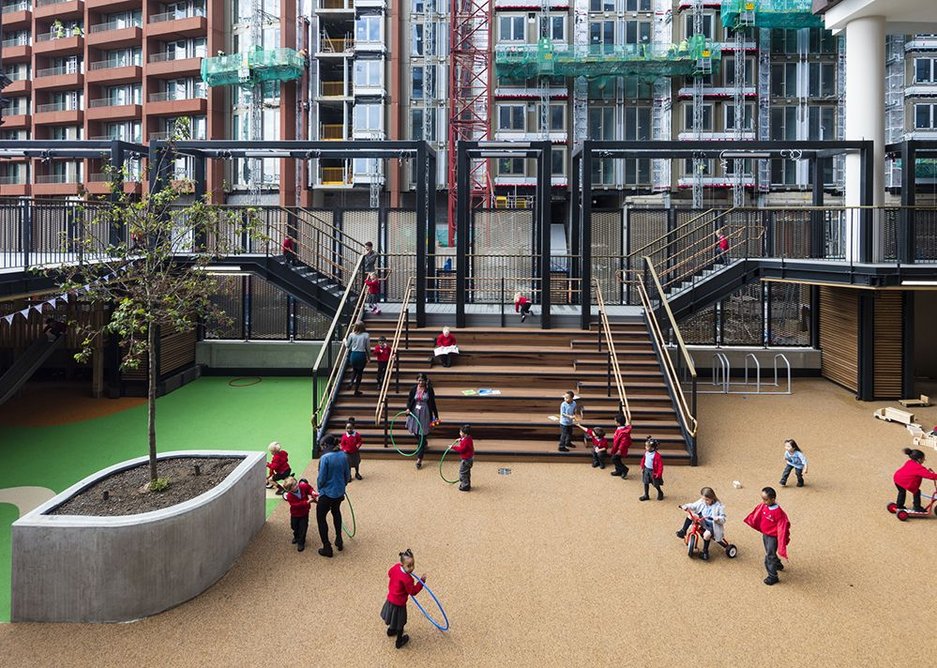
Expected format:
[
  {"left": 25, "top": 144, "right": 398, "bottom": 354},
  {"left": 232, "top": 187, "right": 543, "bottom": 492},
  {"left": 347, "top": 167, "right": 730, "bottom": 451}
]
[
  {"left": 634, "top": 259, "right": 697, "bottom": 438},
  {"left": 374, "top": 276, "right": 415, "bottom": 424},
  {"left": 593, "top": 278, "right": 631, "bottom": 424}
]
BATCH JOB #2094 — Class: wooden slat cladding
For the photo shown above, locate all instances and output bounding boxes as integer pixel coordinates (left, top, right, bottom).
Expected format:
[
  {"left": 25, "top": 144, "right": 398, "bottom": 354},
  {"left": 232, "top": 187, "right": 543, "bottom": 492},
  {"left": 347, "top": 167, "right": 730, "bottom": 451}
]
[
  {"left": 121, "top": 329, "right": 197, "bottom": 381},
  {"left": 873, "top": 292, "right": 903, "bottom": 399},
  {"left": 819, "top": 286, "right": 859, "bottom": 392}
]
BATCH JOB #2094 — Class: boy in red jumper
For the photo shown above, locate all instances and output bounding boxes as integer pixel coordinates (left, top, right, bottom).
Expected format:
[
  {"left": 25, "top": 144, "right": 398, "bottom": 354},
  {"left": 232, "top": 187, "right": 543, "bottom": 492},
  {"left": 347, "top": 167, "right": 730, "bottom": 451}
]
[
  {"left": 340, "top": 420, "right": 364, "bottom": 481},
  {"left": 282, "top": 477, "right": 317, "bottom": 552},
  {"left": 744, "top": 486, "right": 791, "bottom": 586},
  {"left": 373, "top": 335, "right": 391, "bottom": 387},
  {"left": 610, "top": 414, "right": 632, "bottom": 478},
  {"left": 893, "top": 447, "right": 937, "bottom": 512},
  {"left": 266, "top": 441, "right": 292, "bottom": 494},
  {"left": 575, "top": 423, "right": 608, "bottom": 469},
  {"left": 381, "top": 549, "right": 427, "bottom": 649},
  {"left": 451, "top": 424, "right": 475, "bottom": 492}
]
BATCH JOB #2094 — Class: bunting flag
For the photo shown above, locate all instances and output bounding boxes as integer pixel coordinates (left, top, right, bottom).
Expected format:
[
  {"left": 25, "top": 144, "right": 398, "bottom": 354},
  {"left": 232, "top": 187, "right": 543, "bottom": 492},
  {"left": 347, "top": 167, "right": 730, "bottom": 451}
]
[{"left": 0, "top": 271, "right": 119, "bottom": 329}]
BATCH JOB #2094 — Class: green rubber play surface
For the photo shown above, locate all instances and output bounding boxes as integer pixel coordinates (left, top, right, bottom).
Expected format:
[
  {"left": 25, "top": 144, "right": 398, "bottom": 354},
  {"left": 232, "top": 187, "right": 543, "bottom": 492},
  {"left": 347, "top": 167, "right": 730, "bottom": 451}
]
[{"left": 0, "top": 376, "right": 314, "bottom": 623}]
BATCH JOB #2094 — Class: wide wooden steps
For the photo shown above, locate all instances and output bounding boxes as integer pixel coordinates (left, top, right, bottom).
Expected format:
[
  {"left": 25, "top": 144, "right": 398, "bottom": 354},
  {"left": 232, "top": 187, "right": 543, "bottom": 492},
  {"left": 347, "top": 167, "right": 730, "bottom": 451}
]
[{"left": 327, "top": 316, "right": 692, "bottom": 464}]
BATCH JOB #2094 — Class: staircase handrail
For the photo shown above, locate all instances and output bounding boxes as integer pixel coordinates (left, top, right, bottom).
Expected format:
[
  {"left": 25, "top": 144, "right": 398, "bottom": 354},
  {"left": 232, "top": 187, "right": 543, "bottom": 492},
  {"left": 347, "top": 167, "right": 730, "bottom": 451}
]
[
  {"left": 593, "top": 278, "right": 631, "bottom": 425},
  {"left": 311, "top": 253, "right": 367, "bottom": 452},
  {"left": 374, "top": 276, "right": 415, "bottom": 424},
  {"left": 627, "top": 207, "right": 731, "bottom": 259},
  {"left": 285, "top": 205, "right": 367, "bottom": 252},
  {"left": 656, "top": 222, "right": 751, "bottom": 290},
  {"left": 634, "top": 258, "right": 698, "bottom": 448},
  {"left": 277, "top": 206, "right": 365, "bottom": 288}
]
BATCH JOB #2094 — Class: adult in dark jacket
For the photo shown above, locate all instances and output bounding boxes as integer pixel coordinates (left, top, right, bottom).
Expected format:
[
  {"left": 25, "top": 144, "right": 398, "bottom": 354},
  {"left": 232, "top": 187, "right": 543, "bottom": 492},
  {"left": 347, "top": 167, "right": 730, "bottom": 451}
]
[{"left": 406, "top": 373, "right": 439, "bottom": 470}]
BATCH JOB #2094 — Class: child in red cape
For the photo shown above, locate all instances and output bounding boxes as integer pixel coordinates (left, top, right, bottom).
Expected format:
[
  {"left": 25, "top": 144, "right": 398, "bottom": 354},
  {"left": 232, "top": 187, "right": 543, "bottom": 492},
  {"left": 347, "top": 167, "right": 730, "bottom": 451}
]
[
  {"left": 381, "top": 549, "right": 427, "bottom": 649},
  {"left": 893, "top": 447, "right": 937, "bottom": 512},
  {"left": 744, "top": 486, "right": 791, "bottom": 586}
]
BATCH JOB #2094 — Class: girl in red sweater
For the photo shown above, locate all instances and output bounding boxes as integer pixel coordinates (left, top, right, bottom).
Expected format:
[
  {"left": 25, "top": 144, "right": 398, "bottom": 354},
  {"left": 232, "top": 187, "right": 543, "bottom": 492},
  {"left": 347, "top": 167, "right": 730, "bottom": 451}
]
[
  {"left": 610, "top": 413, "right": 632, "bottom": 479},
  {"left": 744, "top": 486, "right": 791, "bottom": 586},
  {"left": 513, "top": 291, "right": 534, "bottom": 323},
  {"left": 340, "top": 420, "right": 364, "bottom": 481},
  {"left": 893, "top": 448, "right": 937, "bottom": 513},
  {"left": 638, "top": 437, "right": 664, "bottom": 501},
  {"left": 381, "top": 549, "right": 427, "bottom": 649}
]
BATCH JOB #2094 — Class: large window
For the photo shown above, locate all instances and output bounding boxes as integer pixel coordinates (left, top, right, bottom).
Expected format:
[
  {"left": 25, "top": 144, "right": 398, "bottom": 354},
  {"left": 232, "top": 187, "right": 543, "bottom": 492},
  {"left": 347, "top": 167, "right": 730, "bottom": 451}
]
[
  {"left": 497, "top": 158, "right": 525, "bottom": 176},
  {"left": 353, "top": 104, "right": 383, "bottom": 132},
  {"left": 915, "top": 103, "right": 937, "bottom": 129},
  {"left": 771, "top": 62, "right": 797, "bottom": 97},
  {"left": 684, "top": 13, "right": 713, "bottom": 39},
  {"left": 725, "top": 56, "right": 753, "bottom": 87},
  {"left": 549, "top": 103, "right": 565, "bottom": 131},
  {"left": 589, "top": 20, "right": 614, "bottom": 46},
  {"left": 623, "top": 106, "right": 650, "bottom": 140},
  {"left": 589, "top": 0, "right": 615, "bottom": 11},
  {"left": 497, "top": 104, "right": 525, "bottom": 131},
  {"left": 410, "top": 108, "right": 436, "bottom": 141},
  {"left": 683, "top": 103, "right": 713, "bottom": 132},
  {"left": 551, "top": 148, "right": 566, "bottom": 177},
  {"left": 914, "top": 58, "right": 937, "bottom": 84},
  {"left": 807, "top": 62, "right": 836, "bottom": 97},
  {"left": 624, "top": 0, "right": 651, "bottom": 9},
  {"left": 105, "top": 83, "right": 142, "bottom": 105},
  {"left": 724, "top": 103, "right": 754, "bottom": 131},
  {"left": 412, "top": 66, "right": 424, "bottom": 99},
  {"left": 353, "top": 59, "right": 384, "bottom": 88},
  {"left": 624, "top": 20, "right": 650, "bottom": 45},
  {"left": 102, "top": 47, "right": 142, "bottom": 67},
  {"left": 355, "top": 15, "right": 382, "bottom": 43},
  {"left": 540, "top": 14, "right": 566, "bottom": 42},
  {"left": 498, "top": 15, "right": 525, "bottom": 42}
]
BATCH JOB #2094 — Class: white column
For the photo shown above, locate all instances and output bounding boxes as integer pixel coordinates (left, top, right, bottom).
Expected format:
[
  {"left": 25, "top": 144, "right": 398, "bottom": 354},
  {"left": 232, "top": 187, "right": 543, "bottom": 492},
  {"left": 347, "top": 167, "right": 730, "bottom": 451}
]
[{"left": 843, "top": 15, "right": 885, "bottom": 260}]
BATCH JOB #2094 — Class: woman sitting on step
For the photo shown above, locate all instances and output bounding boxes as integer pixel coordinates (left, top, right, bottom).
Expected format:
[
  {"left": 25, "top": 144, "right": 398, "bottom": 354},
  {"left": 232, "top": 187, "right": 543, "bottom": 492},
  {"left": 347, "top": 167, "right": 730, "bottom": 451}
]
[{"left": 406, "top": 373, "right": 439, "bottom": 470}]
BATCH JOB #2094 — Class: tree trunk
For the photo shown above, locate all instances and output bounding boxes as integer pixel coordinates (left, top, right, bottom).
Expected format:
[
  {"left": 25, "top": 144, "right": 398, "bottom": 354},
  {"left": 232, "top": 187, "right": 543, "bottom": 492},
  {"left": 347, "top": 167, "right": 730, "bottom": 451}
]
[{"left": 148, "top": 322, "right": 158, "bottom": 483}]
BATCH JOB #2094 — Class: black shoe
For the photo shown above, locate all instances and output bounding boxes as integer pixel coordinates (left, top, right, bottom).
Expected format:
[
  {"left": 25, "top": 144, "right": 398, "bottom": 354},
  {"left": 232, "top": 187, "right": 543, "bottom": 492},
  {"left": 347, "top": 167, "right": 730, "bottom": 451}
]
[
  {"left": 700, "top": 551, "right": 709, "bottom": 561},
  {"left": 558, "top": 446, "right": 569, "bottom": 452},
  {"left": 796, "top": 481, "right": 804, "bottom": 487},
  {"left": 336, "top": 539, "right": 344, "bottom": 552},
  {"left": 355, "top": 472, "right": 363, "bottom": 480},
  {"left": 913, "top": 507, "right": 926, "bottom": 514},
  {"left": 779, "top": 480, "right": 787, "bottom": 486},
  {"left": 291, "top": 537, "right": 297, "bottom": 544},
  {"left": 777, "top": 562, "right": 785, "bottom": 571},
  {"left": 639, "top": 495, "right": 650, "bottom": 501},
  {"left": 395, "top": 634, "right": 410, "bottom": 649},
  {"left": 600, "top": 464, "right": 606, "bottom": 469},
  {"left": 657, "top": 490, "right": 665, "bottom": 501},
  {"left": 764, "top": 577, "right": 779, "bottom": 586},
  {"left": 318, "top": 547, "right": 333, "bottom": 558},
  {"left": 416, "top": 460, "right": 422, "bottom": 470},
  {"left": 675, "top": 530, "right": 686, "bottom": 539},
  {"left": 297, "top": 544, "right": 305, "bottom": 552},
  {"left": 459, "top": 486, "right": 470, "bottom": 492},
  {"left": 521, "top": 314, "right": 527, "bottom": 322},
  {"left": 387, "top": 628, "right": 396, "bottom": 637},
  {"left": 610, "top": 471, "right": 622, "bottom": 477},
  {"left": 592, "top": 462, "right": 600, "bottom": 468}
]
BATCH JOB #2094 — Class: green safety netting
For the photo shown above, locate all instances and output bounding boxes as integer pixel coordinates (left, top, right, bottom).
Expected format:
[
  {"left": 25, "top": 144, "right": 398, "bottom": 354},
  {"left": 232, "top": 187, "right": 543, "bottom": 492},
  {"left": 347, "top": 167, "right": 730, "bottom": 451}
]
[
  {"left": 721, "top": 0, "right": 824, "bottom": 30},
  {"left": 495, "top": 35, "right": 721, "bottom": 82},
  {"left": 201, "top": 47, "right": 305, "bottom": 87}
]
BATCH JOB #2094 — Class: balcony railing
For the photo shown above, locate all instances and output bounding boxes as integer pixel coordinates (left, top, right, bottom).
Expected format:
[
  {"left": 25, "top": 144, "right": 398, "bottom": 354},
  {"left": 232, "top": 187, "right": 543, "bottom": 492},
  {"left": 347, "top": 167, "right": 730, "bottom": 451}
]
[
  {"left": 89, "top": 59, "right": 141, "bottom": 70},
  {"left": 88, "top": 98, "right": 139, "bottom": 108},
  {"left": 0, "top": 175, "right": 26, "bottom": 184},
  {"left": 1, "top": 38, "right": 30, "bottom": 48},
  {"left": 35, "top": 0, "right": 76, "bottom": 6},
  {"left": 148, "top": 88, "right": 206, "bottom": 102},
  {"left": 35, "top": 65, "right": 79, "bottom": 77},
  {"left": 36, "top": 102, "right": 79, "bottom": 112},
  {"left": 0, "top": 107, "right": 29, "bottom": 116},
  {"left": 89, "top": 18, "right": 142, "bottom": 33},
  {"left": 35, "top": 30, "right": 84, "bottom": 42},
  {"left": 1, "top": 1, "right": 29, "bottom": 13},
  {"left": 35, "top": 173, "right": 77, "bottom": 184},
  {"left": 149, "top": 8, "right": 205, "bottom": 23},
  {"left": 148, "top": 51, "right": 204, "bottom": 63},
  {"left": 89, "top": 172, "right": 141, "bottom": 182}
]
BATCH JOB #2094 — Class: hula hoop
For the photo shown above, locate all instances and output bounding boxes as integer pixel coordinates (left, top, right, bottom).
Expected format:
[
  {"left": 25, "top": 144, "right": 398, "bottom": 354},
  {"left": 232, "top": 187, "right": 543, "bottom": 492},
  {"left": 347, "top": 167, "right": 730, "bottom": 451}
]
[
  {"left": 228, "top": 376, "right": 262, "bottom": 387},
  {"left": 438, "top": 440, "right": 460, "bottom": 485},
  {"left": 389, "top": 409, "right": 424, "bottom": 457},
  {"left": 341, "top": 492, "right": 356, "bottom": 538},
  {"left": 409, "top": 574, "right": 450, "bottom": 631}
]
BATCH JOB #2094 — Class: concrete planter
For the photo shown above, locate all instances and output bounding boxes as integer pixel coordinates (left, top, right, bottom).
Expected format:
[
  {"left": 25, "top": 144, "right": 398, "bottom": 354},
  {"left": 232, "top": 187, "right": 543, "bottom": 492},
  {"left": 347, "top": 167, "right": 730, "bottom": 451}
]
[{"left": 11, "top": 450, "right": 266, "bottom": 623}]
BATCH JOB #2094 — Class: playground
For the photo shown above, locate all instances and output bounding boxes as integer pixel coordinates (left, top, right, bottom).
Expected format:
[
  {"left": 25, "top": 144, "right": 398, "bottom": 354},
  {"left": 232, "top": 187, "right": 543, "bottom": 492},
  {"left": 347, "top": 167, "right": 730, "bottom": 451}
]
[{"left": 0, "top": 376, "right": 933, "bottom": 665}]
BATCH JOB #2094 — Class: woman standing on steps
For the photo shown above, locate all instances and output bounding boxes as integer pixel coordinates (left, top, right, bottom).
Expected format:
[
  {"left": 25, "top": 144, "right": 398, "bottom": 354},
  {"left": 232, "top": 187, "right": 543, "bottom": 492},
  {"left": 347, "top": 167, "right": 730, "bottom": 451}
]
[
  {"left": 346, "top": 322, "right": 371, "bottom": 397},
  {"left": 406, "top": 373, "right": 439, "bottom": 470}
]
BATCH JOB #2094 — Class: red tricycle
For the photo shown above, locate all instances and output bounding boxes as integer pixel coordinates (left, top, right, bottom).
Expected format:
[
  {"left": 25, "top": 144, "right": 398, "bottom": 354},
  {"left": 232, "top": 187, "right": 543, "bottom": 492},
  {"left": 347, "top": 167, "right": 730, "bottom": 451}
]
[
  {"left": 887, "top": 479, "right": 937, "bottom": 521},
  {"left": 681, "top": 509, "right": 738, "bottom": 559}
]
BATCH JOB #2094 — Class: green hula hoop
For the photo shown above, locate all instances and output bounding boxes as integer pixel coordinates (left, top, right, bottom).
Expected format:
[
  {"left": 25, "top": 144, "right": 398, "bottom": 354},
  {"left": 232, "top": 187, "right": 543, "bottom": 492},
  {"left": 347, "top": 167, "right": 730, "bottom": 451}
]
[
  {"left": 341, "top": 491, "right": 356, "bottom": 538},
  {"left": 438, "top": 440, "right": 460, "bottom": 485},
  {"left": 389, "top": 409, "right": 425, "bottom": 457}
]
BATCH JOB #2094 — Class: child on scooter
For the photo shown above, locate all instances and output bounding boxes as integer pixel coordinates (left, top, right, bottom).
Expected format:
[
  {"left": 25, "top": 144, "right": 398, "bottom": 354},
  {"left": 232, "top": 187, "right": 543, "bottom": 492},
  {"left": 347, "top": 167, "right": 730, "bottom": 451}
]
[
  {"left": 676, "top": 487, "right": 726, "bottom": 561},
  {"left": 894, "top": 448, "right": 937, "bottom": 513}
]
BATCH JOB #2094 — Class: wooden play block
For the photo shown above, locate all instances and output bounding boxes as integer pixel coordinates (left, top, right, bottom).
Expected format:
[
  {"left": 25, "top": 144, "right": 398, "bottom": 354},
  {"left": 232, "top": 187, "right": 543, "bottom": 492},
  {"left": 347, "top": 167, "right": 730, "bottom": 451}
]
[
  {"left": 873, "top": 407, "right": 915, "bottom": 425},
  {"left": 899, "top": 395, "right": 930, "bottom": 408}
]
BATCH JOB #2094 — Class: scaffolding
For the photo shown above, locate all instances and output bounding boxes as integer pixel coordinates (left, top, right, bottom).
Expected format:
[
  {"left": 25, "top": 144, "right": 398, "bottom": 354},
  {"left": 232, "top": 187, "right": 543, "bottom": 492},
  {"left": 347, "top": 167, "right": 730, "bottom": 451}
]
[
  {"left": 885, "top": 35, "right": 906, "bottom": 189},
  {"left": 651, "top": 0, "right": 673, "bottom": 191},
  {"left": 721, "top": 0, "right": 823, "bottom": 30},
  {"left": 201, "top": 48, "right": 305, "bottom": 87},
  {"left": 495, "top": 35, "right": 721, "bottom": 82}
]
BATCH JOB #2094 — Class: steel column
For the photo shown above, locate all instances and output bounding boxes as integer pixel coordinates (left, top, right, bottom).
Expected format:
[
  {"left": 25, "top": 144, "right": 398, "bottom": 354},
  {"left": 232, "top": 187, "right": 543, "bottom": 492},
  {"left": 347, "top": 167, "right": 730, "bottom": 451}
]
[
  {"left": 901, "top": 290, "right": 914, "bottom": 399},
  {"left": 857, "top": 292, "right": 875, "bottom": 400},
  {"left": 455, "top": 142, "right": 470, "bottom": 328},
  {"left": 899, "top": 141, "right": 916, "bottom": 264},
  {"left": 579, "top": 142, "right": 593, "bottom": 330},
  {"left": 415, "top": 144, "right": 428, "bottom": 328},
  {"left": 570, "top": 152, "right": 581, "bottom": 294},
  {"left": 538, "top": 141, "right": 552, "bottom": 329}
]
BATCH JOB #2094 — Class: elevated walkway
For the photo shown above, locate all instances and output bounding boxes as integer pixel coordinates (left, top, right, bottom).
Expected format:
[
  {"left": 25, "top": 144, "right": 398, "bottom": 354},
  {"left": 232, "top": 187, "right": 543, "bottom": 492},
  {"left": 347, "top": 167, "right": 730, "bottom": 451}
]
[
  {"left": 201, "top": 48, "right": 305, "bottom": 87},
  {"left": 0, "top": 335, "right": 64, "bottom": 405},
  {"left": 496, "top": 35, "right": 720, "bottom": 82},
  {"left": 721, "top": 0, "right": 823, "bottom": 29}
]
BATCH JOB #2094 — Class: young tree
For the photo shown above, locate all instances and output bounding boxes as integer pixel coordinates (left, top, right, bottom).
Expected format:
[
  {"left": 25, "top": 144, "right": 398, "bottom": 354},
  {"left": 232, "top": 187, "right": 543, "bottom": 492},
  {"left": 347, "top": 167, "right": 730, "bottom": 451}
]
[{"left": 59, "top": 149, "right": 260, "bottom": 489}]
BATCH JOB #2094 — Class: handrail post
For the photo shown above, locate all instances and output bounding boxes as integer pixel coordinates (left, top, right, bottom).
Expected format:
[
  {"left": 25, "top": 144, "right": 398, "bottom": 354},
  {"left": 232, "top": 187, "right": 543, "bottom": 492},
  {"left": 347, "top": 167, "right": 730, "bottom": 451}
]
[
  {"left": 395, "top": 350, "right": 400, "bottom": 393},
  {"left": 500, "top": 274, "right": 505, "bottom": 328},
  {"left": 607, "top": 349, "right": 611, "bottom": 398}
]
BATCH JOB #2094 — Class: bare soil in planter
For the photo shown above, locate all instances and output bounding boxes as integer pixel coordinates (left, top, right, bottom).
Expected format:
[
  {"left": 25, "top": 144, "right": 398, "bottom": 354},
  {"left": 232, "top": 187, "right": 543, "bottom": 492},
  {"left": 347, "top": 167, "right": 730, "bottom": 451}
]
[{"left": 49, "top": 457, "right": 242, "bottom": 516}]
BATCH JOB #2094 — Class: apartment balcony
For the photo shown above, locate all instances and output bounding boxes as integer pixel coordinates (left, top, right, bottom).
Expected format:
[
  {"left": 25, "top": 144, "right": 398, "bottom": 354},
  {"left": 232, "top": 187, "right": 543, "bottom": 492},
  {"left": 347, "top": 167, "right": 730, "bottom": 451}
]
[
  {"left": 677, "top": 86, "right": 757, "bottom": 99},
  {"left": 905, "top": 84, "right": 937, "bottom": 97},
  {"left": 86, "top": 60, "right": 142, "bottom": 84},
  {"left": 315, "top": 0, "right": 355, "bottom": 14},
  {"left": 86, "top": 99, "right": 142, "bottom": 120},
  {"left": 719, "top": 40, "right": 757, "bottom": 53},
  {"left": 677, "top": 130, "right": 756, "bottom": 141},
  {"left": 33, "top": 173, "right": 83, "bottom": 196},
  {"left": 33, "top": 103, "right": 83, "bottom": 125},
  {"left": 353, "top": 84, "right": 385, "bottom": 97},
  {"left": 0, "top": 40, "right": 31, "bottom": 62},
  {"left": 33, "top": 34, "right": 83, "bottom": 56},
  {"left": 353, "top": 39, "right": 385, "bottom": 54},
  {"left": 145, "top": 92, "right": 207, "bottom": 116},
  {"left": 5, "top": 77, "right": 31, "bottom": 94},
  {"left": 86, "top": 20, "right": 142, "bottom": 48},
  {"left": 906, "top": 130, "right": 937, "bottom": 140},
  {"left": 351, "top": 129, "right": 385, "bottom": 140},
  {"left": 33, "top": 66, "right": 83, "bottom": 91},
  {"left": 318, "top": 80, "right": 352, "bottom": 100},
  {"left": 0, "top": 111, "right": 30, "bottom": 129},
  {"left": 317, "top": 36, "right": 353, "bottom": 57},
  {"left": 33, "top": 0, "right": 83, "bottom": 20},
  {"left": 354, "top": 0, "right": 384, "bottom": 7},
  {"left": 147, "top": 52, "right": 203, "bottom": 77},
  {"left": 319, "top": 124, "right": 347, "bottom": 140},
  {"left": 493, "top": 130, "right": 567, "bottom": 143},
  {"left": 494, "top": 0, "right": 568, "bottom": 9},
  {"left": 492, "top": 175, "right": 568, "bottom": 188},
  {"left": 905, "top": 36, "right": 937, "bottom": 52},
  {"left": 676, "top": 0, "right": 721, "bottom": 9},
  {"left": 494, "top": 86, "right": 568, "bottom": 100},
  {"left": 0, "top": 1, "right": 31, "bottom": 29},
  {"left": 87, "top": 0, "right": 140, "bottom": 9},
  {"left": 85, "top": 172, "right": 142, "bottom": 195},
  {"left": 147, "top": 10, "right": 207, "bottom": 39},
  {"left": 316, "top": 165, "right": 353, "bottom": 188},
  {"left": 0, "top": 177, "right": 30, "bottom": 196},
  {"left": 677, "top": 175, "right": 756, "bottom": 189}
]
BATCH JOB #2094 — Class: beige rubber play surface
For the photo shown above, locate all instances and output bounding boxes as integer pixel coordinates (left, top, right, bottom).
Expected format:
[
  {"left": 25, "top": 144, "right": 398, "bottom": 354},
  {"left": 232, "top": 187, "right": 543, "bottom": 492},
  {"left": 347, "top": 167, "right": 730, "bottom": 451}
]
[{"left": 2, "top": 379, "right": 935, "bottom": 665}]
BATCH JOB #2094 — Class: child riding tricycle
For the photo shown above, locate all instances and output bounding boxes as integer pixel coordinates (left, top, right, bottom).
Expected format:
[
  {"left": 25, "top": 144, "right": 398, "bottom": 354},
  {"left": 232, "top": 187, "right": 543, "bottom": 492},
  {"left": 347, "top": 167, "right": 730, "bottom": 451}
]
[{"left": 676, "top": 487, "right": 738, "bottom": 560}]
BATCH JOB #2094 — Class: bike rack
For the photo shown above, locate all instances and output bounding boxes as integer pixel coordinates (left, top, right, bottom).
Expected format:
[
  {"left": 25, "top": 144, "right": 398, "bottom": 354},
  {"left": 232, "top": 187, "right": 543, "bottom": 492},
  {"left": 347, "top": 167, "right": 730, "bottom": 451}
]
[
  {"left": 700, "top": 352, "right": 730, "bottom": 394},
  {"left": 701, "top": 352, "right": 792, "bottom": 395}
]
